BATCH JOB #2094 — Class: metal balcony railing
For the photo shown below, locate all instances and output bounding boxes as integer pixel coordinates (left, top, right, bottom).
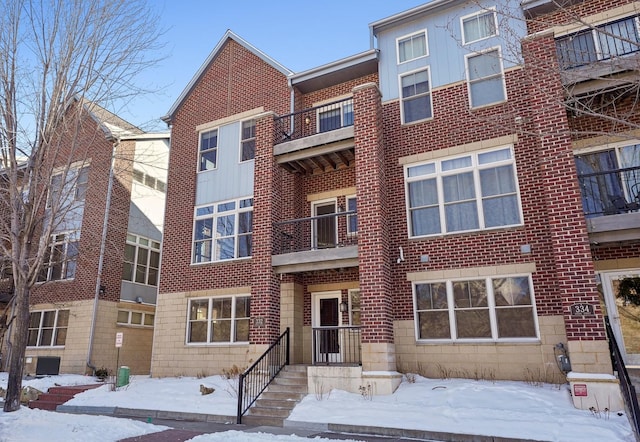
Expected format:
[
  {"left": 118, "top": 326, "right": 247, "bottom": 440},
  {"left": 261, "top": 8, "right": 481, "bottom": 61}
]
[
  {"left": 273, "top": 97, "right": 354, "bottom": 145},
  {"left": 578, "top": 165, "right": 640, "bottom": 217},
  {"left": 273, "top": 211, "right": 357, "bottom": 255},
  {"left": 312, "top": 326, "right": 361, "bottom": 366}
]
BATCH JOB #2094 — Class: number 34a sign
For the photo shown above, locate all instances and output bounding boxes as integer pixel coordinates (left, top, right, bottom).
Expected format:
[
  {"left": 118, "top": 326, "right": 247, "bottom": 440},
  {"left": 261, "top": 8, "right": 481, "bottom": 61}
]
[{"left": 570, "top": 303, "right": 595, "bottom": 316}]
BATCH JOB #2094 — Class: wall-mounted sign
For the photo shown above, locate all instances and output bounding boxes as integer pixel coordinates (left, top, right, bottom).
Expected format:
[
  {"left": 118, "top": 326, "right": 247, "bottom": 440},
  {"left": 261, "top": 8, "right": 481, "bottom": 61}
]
[
  {"left": 570, "top": 303, "right": 595, "bottom": 316},
  {"left": 574, "top": 383, "right": 587, "bottom": 397}
]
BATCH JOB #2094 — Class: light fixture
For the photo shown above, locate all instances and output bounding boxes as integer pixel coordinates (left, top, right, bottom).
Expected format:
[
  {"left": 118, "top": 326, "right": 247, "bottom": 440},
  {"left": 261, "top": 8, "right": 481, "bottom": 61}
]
[
  {"left": 99, "top": 285, "right": 106, "bottom": 296},
  {"left": 304, "top": 116, "right": 311, "bottom": 125},
  {"left": 135, "top": 296, "right": 143, "bottom": 304},
  {"left": 340, "top": 301, "right": 348, "bottom": 313}
]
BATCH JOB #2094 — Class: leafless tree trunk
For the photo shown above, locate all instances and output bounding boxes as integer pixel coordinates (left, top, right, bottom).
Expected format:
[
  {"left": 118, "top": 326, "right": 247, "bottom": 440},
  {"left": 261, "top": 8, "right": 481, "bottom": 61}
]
[{"left": 0, "top": 0, "right": 163, "bottom": 412}]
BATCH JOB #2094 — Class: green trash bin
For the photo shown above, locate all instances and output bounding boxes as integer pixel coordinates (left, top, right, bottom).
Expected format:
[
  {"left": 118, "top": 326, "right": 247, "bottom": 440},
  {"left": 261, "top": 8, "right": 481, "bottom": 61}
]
[{"left": 117, "top": 366, "right": 130, "bottom": 387}]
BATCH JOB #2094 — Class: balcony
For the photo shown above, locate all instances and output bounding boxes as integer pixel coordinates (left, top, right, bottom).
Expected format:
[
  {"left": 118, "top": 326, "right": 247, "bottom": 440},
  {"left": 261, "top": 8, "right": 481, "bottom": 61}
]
[
  {"left": 578, "top": 165, "right": 640, "bottom": 243},
  {"left": 273, "top": 98, "right": 355, "bottom": 175},
  {"left": 312, "top": 326, "right": 361, "bottom": 366},
  {"left": 271, "top": 211, "right": 358, "bottom": 274}
]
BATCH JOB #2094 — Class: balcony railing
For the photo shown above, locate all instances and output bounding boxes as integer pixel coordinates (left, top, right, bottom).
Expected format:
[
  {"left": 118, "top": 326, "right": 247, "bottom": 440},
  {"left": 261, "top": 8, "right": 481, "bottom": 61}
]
[
  {"left": 273, "top": 97, "right": 354, "bottom": 145},
  {"left": 578, "top": 166, "right": 640, "bottom": 217},
  {"left": 273, "top": 211, "right": 357, "bottom": 255},
  {"left": 312, "top": 326, "right": 361, "bottom": 366}
]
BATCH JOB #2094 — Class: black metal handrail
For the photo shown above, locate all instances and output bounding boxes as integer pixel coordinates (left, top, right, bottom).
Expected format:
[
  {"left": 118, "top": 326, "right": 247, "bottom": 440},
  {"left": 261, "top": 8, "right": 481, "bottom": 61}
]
[
  {"left": 577, "top": 165, "right": 640, "bottom": 217},
  {"left": 273, "top": 97, "right": 354, "bottom": 145},
  {"left": 236, "top": 327, "right": 290, "bottom": 424},
  {"left": 605, "top": 316, "right": 640, "bottom": 437},
  {"left": 312, "top": 326, "right": 361, "bottom": 366},
  {"left": 274, "top": 210, "right": 357, "bottom": 255}
]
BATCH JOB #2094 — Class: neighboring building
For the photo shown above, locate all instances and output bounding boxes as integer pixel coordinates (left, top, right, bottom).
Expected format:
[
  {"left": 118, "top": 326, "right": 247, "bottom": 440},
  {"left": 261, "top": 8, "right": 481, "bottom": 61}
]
[
  {"left": 1, "top": 100, "right": 169, "bottom": 376},
  {"left": 154, "top": 0, "right": 638, "bottom": 402}
]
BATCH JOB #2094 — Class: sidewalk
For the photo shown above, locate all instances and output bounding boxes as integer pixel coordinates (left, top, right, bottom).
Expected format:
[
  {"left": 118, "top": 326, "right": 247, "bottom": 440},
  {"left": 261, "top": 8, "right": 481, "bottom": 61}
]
[{"left": 57, "top": 404, "right": 543, "bottom": 442}]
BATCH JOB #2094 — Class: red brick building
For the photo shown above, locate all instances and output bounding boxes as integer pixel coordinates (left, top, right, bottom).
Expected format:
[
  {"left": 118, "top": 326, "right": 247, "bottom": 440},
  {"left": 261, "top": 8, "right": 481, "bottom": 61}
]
[
  {"left": 1, "top": 100, "right": 169, "bottom": 376},
  {"left": 154, "top": 0, "right": 639, "bottom": 407}
]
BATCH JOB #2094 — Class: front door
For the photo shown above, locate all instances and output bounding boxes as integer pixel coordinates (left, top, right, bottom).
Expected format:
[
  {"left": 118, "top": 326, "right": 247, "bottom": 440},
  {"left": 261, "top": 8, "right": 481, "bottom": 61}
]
[
  {"left": 313, "top": 292, "right": 341, "bottom": 363},
  {"left": 312, "top": 200, "right": 337, "bottom": 249},
  {"left": 600, "top": 270, "right": 640, "bottom": 366}
]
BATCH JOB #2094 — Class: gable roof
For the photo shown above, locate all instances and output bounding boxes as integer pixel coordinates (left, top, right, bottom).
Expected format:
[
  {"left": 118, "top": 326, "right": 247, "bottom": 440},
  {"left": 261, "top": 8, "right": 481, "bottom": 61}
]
[
  {"left": 81, "top": 99, "right": 145, "bottom": 138},
  {"left": 162, "top": 30, "right": 293, "bottom": 125}
]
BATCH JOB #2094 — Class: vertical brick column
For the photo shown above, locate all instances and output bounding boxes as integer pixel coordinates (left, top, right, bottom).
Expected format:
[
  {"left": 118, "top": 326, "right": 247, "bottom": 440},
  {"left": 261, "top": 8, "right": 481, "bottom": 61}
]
[
  {"left": 251, "top": 112, "right": 281, "bottom": 345},
  {"left": 353, "top": 83, "right": 396, "bottom": 372},
  {"left": 522, "top": 32, "right": 610, "bottom": 373}
]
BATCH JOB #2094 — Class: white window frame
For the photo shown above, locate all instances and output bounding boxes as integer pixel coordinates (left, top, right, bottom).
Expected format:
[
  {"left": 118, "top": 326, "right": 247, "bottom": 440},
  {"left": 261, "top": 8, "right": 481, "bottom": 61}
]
[
  {"left": 132, "top": 168, "right": 166, "bottom": 193},
  {"left": 192, "top": 197, "right": 253, "bottom": 264},
  {"left": 198, "top": 128, "right": 218, "bottom": 172},
  {"left": 47, "top": 165, "right": 90, "bottom": 208},
  {"left": 117, "top": 309, "right": 155, "bottom": 327},
  {"left": 465, "top": 47, "right": 507, "bottom": 109},
  {"left": 345, "top": 195, "right": 357, "bottom": 236},
  {"left": 122, "top": 233, "right": 161, "bottom": 286},
  {"left": 186, "top": 295, "right": 250, "bottom": 345},
  {"left": 316, "top": 98, "right": 354, "bottom": 133},
  {"left": 412, "top": 274, "right": 539, "bottom": 343},
  {"left": 405, "top": 146, "right": 523, "bottom": 238},
  {"left": 27, "top": 309, "right": 69, "bottom": 347},
  {"left": 396, "top": 30, "right": 429, "bottom": 64},
  {"left": 240, "top": 119, "right": 256, "bottom": 162},
  {"left": 461, "top": 8, "right": 498, "bottom": 45},
  {"left": 39, "top": 231, "right": 80, "bottom": 281},
  {"left": 399, "top": 67, "right": 433, "bottom": 125}
]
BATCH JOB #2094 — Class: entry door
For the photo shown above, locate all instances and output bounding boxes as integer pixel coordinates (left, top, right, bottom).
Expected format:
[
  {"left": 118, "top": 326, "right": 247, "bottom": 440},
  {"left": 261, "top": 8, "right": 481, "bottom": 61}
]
[
  {"left": 313, "top": 292, "right": 341, "bottom": 363},
  {"left": 600, "top": 270, "right": 640, "bottom": 365},
  {"left": 312, "top": 200, "right": 337, "bottom": 249}
]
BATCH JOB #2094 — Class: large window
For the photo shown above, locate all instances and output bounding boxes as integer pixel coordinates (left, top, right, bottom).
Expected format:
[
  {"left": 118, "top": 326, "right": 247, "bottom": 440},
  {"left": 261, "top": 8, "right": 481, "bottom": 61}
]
[
  {"left": 397, "top": 30, "right": 428, "bottom": 63},
  {"left": 556, "top": 16, "right": 640, "bottom": 69},
  {"left": 187, "top": 295, "right": 250, "bottom": 344},
  {"left": 400, "top": 68, "right": 432, "bottom": 124},
  {"left": 575, "top": 143, "right": 640, "bottom": 217},
  {"left": 47, "top": 166, "right": 89, "bottom": 208},
  {"left": 27, "top": 309, "right": 69, "bottom": 347},
  {"left": 122, "top": 234, "right": 161, "bottom": 286},
  {"left": 405, "top": 146, "right": 522, "bottom": 237},
  {"left": 461, "top": 9, "right": 498, "bottom": 44},
  {"left": 39, "top": 231, "right": 79, "bottom": 281},
  {"left": 117, "top": 310, "right": 154, "bottom": 326},
  {"left": 413, "top": 275, "right": 537, "bottom": 341},
  {"left": 199, "top": 129, "right": 218, "bottom": 171},
  {"left": 466, "top": 48, "right": 506, "bottom": 108},
  {"left": 240, "top": 120, "right": 256, "bottom": 162},
  {"left": 193, "top": 197, "right": 253, "bottom": 263}
]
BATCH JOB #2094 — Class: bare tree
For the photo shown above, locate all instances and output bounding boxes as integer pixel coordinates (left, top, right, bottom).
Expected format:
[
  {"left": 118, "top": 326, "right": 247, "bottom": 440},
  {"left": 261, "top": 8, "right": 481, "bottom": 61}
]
[{"left": 0, "top": 0, "right": 163, "bottom": 412}]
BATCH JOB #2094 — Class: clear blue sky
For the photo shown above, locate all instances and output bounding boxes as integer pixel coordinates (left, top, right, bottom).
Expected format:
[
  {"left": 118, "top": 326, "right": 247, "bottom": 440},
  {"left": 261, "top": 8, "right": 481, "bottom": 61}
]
[{"left": 124, "top": 0, "right": 427, "bottom": 131}]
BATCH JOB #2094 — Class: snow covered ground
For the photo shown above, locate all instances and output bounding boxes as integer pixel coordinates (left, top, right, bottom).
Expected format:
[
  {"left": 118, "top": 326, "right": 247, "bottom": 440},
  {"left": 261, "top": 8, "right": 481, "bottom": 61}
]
[{"left": 0, "top": 371, "right": 635, "bottom": 441}]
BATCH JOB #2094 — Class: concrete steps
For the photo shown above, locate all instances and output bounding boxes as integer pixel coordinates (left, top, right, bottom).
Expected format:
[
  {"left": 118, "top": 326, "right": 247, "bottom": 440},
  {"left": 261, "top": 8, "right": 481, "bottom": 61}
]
[
  {"left": 243, "top": 365, "right": 307, "bottom": 427},
  {"left": 28, "top": 384, "right": 102, "bottom": 411}
]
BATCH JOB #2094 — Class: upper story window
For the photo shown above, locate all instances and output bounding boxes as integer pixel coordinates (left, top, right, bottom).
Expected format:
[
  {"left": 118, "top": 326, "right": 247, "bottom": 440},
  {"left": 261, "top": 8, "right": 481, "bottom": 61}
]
[
  {"left": 192, "top": 197, "right": 253, "bottom": 264},
  {"left": 47, "top": 165, "right": 89, "bottom": 208},
  {"left": 187, "top": 295, "right": 250, "bottom": 344},
  {"left": 397, "top": 30, "right": 428, "bottom": 63},
  {"left": 400, "top": 68, "right": 432, "bottom": 124},
  {"left": 466, "top": 48, "right": 506, "bottom": 108},
  {"left": 240, "top": 120, "right": 256, "bottom": 162},
  {"left": 405, "top": 146, "right": 522, "bottom": 237},
  {"left": 199, "top": 129, "right": 218, "bottom": 172},
  {"left": 461, "top": 9, "right": 498, "bottom": 44},
  {"left": 28, "top": 309, "right": 69, "bottom": 347},
  {"left": 346, "top": 195, "right": 357, "bottom": 235},
  {"left": 117, "top": 309, "right": 155, "bottom": 326},
  {"left": 318, "top": 99, "right": 354, "bottom": 133},
  {"left": 38, "top": 231, "right": 79, "bottom": 281},
  {"left": 575, "top": 143, "right": 640, "bottom": 217},
  {"left": 122, "top": 233, "right": 161, "bottom": 286},
  {"left": 133, "top": 168, "right": 166, "bottom": 193},
  {"left": 413, "top": 275, "right": 538, "bottom": 342},
  {"left": 556, "top": 16, "right": 640, "bottom": 69}
]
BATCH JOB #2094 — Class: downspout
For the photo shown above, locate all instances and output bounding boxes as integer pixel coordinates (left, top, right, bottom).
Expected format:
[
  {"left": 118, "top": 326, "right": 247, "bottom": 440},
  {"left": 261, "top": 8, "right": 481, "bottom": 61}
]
[{"left": 86, "top": 136, "right": 119, "bottom": 373}]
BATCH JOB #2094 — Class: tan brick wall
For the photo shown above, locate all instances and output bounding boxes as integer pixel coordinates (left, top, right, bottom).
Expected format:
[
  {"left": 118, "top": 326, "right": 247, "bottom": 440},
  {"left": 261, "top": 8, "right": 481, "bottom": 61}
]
[
  {"left": 151, "top": 291, "right": 261, "bottom": 377},
  {"left": 394, "top": 316, "right": 569, "bottom": 383}
]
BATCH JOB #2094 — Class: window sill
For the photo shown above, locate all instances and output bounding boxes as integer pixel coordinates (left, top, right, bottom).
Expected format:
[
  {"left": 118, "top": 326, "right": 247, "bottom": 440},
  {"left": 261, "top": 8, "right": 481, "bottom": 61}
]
[
  {"left": 401, "top": 116, "right": 434, "bottom": 126},
  {"left": 185, "top": 342, "right": 250, "bottom": 347},
  {"left": 190, "top": 256, "right": 252, "bottom": 267},
  {"left": 469, "top": 99, "right": 508, "bottom": 111},
  {"left": 414, "top": 338, "right": 541, "bottom": 345},
  {"left": 408, "top": 222, "right": 525, "bottom": 241}
]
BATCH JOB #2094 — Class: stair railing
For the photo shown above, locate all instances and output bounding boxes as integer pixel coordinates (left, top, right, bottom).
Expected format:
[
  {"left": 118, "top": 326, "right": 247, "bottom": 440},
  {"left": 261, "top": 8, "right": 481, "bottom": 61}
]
[{"left": 236, "top": 327, "right": 290, "bottom": 424}]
